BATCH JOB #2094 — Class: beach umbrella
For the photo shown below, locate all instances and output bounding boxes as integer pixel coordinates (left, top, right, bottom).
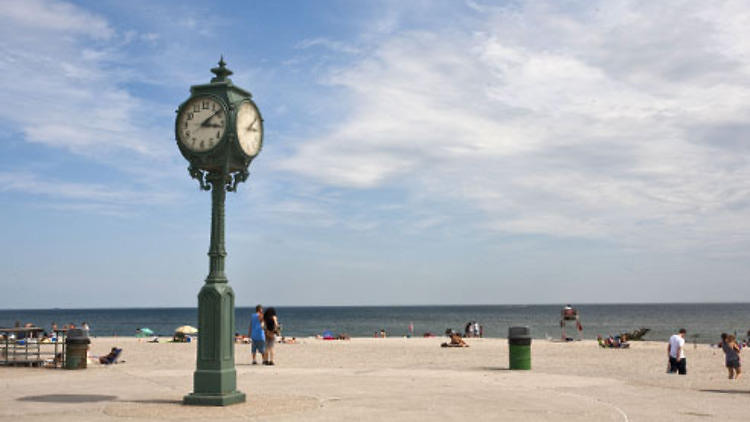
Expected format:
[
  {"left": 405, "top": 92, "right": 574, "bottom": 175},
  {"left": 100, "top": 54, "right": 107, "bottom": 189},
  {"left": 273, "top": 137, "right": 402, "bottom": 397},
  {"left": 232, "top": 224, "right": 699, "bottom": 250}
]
[
  {"left": 136, "top": 328, "right": 154, "bottom": 337},
  {"left": 175, "top": 325, "right": 198, "bottom": 335}
]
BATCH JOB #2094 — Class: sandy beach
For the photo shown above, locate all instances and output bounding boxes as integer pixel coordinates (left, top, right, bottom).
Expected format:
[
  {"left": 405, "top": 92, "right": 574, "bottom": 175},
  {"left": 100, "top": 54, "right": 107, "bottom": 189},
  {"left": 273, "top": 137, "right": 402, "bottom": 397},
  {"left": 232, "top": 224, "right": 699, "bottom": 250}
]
[{"left": 1, "top": 336, "right": 748, "bottom": 421}]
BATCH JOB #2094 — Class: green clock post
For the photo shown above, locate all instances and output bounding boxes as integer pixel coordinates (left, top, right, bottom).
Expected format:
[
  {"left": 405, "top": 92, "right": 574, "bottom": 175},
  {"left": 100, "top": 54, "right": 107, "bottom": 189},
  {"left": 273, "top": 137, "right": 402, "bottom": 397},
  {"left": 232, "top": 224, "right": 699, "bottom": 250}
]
[{"left": 175, "top": 58, "right": 263, "bottom": 406}]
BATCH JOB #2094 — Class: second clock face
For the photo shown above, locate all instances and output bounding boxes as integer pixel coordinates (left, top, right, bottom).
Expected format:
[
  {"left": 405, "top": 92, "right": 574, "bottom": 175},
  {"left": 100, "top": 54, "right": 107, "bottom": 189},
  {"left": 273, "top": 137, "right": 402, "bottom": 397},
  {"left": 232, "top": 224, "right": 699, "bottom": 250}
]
[
  {"left": 177, "top": 97, "right": 226, "bottom": 152},
  {"left": 236, "top": 101, "right": 263, "bottom": 157}
]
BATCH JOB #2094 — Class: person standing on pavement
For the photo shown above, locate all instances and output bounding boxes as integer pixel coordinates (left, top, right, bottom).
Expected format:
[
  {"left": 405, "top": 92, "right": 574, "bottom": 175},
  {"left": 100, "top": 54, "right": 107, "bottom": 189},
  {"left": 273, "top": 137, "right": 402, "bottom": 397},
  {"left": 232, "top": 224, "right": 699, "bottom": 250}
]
[
  {"left": 667, "top": 328, "right": 687, "bottom": 375},
  {"left": 249, "top": 305, "right": 266, "bottom": 365}
]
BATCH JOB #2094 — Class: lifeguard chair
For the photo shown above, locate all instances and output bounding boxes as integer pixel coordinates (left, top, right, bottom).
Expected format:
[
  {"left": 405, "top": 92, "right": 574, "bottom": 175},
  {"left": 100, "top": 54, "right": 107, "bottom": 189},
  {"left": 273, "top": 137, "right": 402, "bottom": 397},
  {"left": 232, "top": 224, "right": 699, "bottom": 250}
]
[{"left": 560, "top": 305, "right": 582, "bottom": 341}]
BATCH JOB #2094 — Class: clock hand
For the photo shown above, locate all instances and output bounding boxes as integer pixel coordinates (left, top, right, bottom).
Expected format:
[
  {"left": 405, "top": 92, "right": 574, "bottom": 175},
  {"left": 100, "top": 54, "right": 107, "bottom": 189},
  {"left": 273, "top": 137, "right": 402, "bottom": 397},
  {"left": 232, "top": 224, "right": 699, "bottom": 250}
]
[
  {"left": 245, "top": 117, "right": 258, "bottom": 131},
  {"left": 200, "top": 109, "right": 223, "bottom": 127}
]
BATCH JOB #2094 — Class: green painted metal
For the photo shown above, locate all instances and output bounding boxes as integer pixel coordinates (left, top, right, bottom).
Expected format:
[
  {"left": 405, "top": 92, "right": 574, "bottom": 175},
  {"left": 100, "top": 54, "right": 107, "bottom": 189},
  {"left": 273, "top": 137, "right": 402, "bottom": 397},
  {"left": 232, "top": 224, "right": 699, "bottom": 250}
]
[
  {"left": 508, "top": 326, "right": 531, "bottom": 370},
  {"left": 508, "top": 344, "right": 531, "bottom": 370},
  {"left": 176, "top": 58, "right": 263, "bottom": 406},
  {"left": 64, "top": 343, "right": 88, "bottom": 369}
]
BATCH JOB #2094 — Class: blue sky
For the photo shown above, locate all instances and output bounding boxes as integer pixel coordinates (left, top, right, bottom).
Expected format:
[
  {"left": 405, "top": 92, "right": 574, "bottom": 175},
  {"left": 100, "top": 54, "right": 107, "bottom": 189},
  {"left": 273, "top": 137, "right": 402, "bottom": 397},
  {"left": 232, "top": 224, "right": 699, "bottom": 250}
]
[{"left": 1, "top": 0, "right": 749, "bottom": 308}]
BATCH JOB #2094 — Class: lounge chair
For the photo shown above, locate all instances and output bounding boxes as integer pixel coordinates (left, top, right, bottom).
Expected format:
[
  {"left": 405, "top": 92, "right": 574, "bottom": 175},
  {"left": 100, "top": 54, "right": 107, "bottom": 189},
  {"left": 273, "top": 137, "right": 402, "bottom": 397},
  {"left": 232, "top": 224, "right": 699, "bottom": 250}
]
[{"left": 99, "top": 348, "right": 122, "bottom": 364}]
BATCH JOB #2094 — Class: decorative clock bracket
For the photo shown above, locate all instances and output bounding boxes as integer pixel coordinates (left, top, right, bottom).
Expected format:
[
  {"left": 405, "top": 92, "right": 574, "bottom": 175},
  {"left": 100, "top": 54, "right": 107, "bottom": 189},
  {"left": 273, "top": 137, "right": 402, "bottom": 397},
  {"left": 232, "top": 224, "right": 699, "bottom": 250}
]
[
  {"left": 188, "top": 165, "right": 211, "bottom": 191},
  {"left": 226, "top": 169, "right": 249, "bottom": 192}
]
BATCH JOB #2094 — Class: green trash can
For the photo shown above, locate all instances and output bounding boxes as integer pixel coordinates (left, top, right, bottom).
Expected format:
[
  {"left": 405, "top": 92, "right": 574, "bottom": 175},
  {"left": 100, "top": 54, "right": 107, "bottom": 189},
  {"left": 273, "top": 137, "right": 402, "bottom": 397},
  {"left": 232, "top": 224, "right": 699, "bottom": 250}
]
[
  {"left": 508, "top": 326, "right": 531, "bottom": 370},
  {"left": 64, "top": 329, "right": 90, "bottom": 370}
]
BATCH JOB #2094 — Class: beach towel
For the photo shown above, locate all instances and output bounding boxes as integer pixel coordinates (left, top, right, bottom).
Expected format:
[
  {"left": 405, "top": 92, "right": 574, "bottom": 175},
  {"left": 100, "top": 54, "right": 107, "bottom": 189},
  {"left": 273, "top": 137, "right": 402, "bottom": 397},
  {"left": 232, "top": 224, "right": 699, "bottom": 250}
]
[{"left": 441, "top": 342, "right": 467, "bottom": 348}]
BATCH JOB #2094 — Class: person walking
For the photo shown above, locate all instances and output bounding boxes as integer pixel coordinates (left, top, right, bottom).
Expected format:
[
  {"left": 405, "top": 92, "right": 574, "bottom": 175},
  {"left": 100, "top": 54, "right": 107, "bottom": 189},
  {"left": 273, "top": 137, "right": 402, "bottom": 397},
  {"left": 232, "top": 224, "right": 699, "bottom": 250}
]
[
  {"left": 722, "top": 334, "right": 742, "bottom": 379},
  {"left": 263, "top": 307, "right": 279, "bottom": 366},
  {"left": 249, "top": 305, "right": 266, "bottom": 365},
  {"left": 667, "top": 328, "right": 687, "bottom": 375}
]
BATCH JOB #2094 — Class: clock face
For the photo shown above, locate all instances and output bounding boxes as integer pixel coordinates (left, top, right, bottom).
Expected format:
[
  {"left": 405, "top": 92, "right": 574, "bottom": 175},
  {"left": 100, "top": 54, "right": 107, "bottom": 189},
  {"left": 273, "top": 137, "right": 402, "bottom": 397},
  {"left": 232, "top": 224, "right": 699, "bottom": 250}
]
[
  {"left": 177, "top": 97, "right": 226, "bottom": 152},
  {"left": 235, "top": 101, "right": 263, "bottom": 157}
]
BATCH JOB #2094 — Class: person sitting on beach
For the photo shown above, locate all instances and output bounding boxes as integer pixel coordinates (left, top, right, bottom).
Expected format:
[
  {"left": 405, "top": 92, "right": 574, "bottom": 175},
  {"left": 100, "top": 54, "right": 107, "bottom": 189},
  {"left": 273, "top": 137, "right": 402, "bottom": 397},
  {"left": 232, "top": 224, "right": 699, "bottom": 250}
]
[
  {"left": 613, "top": 335, "right": 630, "bottom": 348},
  {"left": 445, "top": 333, "right": 469, "bottom": 347},
  {"left": 99, "top": 347, "right": 123, "bottom": 364},
  {"left": 441, "top": 329, "right": 469, "bottom": 347}
]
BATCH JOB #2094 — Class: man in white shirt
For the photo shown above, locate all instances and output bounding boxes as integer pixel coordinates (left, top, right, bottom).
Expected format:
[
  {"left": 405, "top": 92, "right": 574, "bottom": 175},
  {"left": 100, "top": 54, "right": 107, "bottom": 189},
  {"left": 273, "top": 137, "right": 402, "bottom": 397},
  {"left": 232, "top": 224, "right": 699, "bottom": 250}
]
[{"left": 667, "top": 328, "right": 687, "bottom": 375}]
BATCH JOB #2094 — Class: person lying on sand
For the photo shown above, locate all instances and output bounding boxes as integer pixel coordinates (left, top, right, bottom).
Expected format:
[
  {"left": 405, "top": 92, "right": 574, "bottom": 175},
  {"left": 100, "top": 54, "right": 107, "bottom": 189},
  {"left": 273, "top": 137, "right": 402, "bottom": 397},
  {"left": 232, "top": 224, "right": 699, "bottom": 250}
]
[
  {"left": 235, "top": 333, "right": 250, "bottom": 344},
  {"left": 597, "top": 334, "right": 630, "bottom": 349}
]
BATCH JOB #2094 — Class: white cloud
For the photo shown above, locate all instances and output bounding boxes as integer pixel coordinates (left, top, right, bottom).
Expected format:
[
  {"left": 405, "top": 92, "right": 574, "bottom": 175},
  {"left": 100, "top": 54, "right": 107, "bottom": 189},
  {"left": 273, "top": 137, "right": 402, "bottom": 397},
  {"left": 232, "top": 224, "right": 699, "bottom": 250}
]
[
  {"left": 0, "top": 0, "right": 170, "bottom": 158},
  {"left": 0, "top": 0, "right": 113, "bottom": 39},
  {"left": 278, "top": 1, "right": 750, "bottom": 251},
  {"left": 0, "top": 171, "right": 181, "bottom": 215},
  {"left": 296, "top": 38, "right": 360, "bottom": 54}
]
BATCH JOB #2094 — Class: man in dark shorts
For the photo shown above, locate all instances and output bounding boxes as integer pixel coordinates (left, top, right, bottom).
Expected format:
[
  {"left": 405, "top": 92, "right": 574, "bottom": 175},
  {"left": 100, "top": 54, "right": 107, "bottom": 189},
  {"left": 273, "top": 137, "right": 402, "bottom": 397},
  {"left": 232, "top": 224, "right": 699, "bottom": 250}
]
[
  {"left": 667, "top": 328, "right": 687, "bottom": 375},
  {"left": 249, "top": 305, "right": 266, "bottom": 365}
]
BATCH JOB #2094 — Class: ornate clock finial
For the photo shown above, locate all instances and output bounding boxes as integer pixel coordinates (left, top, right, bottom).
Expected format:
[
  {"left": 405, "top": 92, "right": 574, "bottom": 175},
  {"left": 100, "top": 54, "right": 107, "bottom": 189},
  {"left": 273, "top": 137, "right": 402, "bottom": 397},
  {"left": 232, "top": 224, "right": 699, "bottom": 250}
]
[{"left": 210, "top": 56, "right": 233, "bottom": 83}]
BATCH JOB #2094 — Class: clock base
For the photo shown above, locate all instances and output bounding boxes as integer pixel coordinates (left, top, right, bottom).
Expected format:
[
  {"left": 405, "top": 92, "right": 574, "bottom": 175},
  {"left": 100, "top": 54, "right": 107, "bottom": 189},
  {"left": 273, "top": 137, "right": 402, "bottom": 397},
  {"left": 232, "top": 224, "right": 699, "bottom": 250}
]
[{"left": 183, "top": 390, "right": 246, "bottom": 406}]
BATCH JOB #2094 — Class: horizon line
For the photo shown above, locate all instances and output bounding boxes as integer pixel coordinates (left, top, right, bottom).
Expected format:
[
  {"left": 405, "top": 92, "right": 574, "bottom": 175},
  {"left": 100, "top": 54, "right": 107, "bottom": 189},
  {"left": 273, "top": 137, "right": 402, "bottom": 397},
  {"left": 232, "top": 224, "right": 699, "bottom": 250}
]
[{"left": 2, "top": 300, "right": 749, "bottom": 312}]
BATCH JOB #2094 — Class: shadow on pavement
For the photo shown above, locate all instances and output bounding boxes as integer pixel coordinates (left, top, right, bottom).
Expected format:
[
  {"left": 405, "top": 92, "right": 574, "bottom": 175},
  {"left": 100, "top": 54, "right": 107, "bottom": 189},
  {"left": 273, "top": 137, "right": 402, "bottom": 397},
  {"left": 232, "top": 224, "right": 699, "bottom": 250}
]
[
  {"left": 18, "top": 394, "right": 118, "bottom": 403},
  {"left": 700, "top": 389, "right": 750, "bottom": 395}
]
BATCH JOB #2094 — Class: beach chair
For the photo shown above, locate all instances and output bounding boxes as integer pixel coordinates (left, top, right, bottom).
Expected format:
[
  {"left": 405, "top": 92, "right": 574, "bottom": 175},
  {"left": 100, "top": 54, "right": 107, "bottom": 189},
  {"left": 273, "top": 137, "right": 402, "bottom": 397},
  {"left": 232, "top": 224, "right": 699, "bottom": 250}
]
[{"left": 99, "top": 348, "right": 122, "bottom": 365}]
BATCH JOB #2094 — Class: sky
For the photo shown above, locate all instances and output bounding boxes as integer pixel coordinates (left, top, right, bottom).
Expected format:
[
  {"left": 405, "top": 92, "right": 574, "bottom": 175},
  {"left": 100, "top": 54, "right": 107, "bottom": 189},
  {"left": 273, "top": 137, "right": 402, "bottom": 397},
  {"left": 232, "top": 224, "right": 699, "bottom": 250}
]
[{"left": 1, "top": 0, "right": 749, "bottom": 308}]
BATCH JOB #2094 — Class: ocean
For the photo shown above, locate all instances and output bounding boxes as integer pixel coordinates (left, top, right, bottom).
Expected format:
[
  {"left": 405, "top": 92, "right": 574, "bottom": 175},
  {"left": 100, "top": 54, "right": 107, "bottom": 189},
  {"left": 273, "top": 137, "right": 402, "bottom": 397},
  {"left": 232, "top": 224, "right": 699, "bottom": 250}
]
[{"left": 1, "top": 303, "right": 748, "bottom": 343}]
